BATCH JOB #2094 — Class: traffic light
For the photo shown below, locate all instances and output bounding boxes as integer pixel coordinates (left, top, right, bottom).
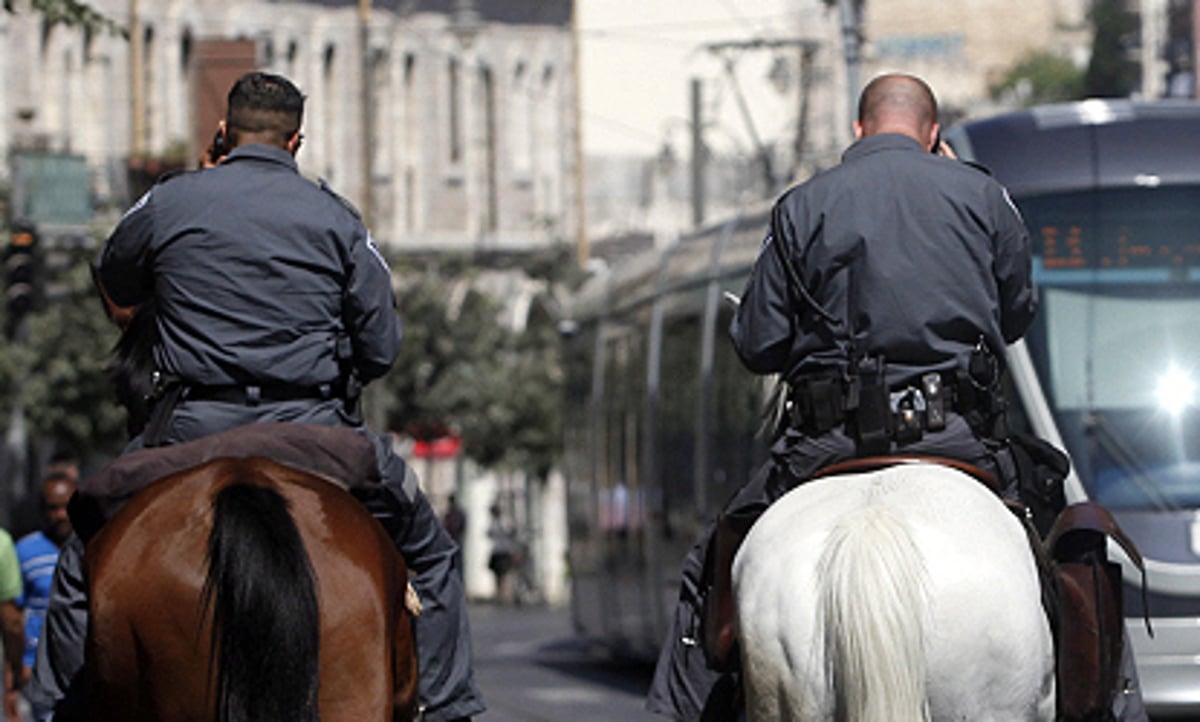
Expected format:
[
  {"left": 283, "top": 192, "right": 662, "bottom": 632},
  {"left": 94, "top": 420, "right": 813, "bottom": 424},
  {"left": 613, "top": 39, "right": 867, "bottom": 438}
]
[{"left": 4, "top": 221, "right": 41, "bottom": 338}]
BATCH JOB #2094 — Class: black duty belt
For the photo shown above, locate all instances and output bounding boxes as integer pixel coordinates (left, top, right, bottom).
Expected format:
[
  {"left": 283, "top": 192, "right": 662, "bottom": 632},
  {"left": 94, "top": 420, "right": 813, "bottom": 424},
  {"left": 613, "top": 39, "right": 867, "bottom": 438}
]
[
  {"left": 184, "top": 382, "right": 338, "bottom": 406},
  {"left": 788, "top": 369, "right": 989, "bottom": 442}
]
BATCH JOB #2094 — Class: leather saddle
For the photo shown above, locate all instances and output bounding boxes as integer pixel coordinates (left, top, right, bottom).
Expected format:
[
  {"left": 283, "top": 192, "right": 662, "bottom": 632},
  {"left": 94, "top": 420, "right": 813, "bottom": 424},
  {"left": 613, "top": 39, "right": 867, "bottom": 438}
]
[{"left": 71, "top": 422, "right": 381, "bottom": 543}]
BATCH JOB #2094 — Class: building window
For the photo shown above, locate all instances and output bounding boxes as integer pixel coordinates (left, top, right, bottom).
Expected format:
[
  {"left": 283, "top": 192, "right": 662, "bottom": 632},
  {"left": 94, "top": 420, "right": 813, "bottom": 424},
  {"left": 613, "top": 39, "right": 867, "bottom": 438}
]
[
  {"left": 322, "top": 43, "right": 337, "bottom": 181},
  {"left": 403, "top": 53, "right": 418, "bottom": 232},
  {"left": 449, "top": 57, "right": 462, "bottom": 164},
  {"left": 511, "top": 61, "right": 531, "bottom": 177},
  {"left": 480, "top": 65, "right": 497, "bottom": 232}
]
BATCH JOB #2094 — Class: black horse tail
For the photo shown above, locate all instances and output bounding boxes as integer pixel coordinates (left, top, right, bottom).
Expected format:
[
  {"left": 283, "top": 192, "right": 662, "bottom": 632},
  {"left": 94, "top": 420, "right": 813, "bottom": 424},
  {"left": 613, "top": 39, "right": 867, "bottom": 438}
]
[{"left": 203, "top": 480, "right": 321, "bottom": 722}]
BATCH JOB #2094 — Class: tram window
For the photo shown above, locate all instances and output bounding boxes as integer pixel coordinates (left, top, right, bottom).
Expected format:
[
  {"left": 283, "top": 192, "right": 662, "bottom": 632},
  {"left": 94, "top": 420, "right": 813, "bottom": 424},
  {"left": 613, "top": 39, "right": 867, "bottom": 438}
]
[
  {"left": 601, "top": 327, "right": 647, "bottom": 537},
  {"left": 709, "top": 304, "right": 770, "bottom": 510},
  {"left": 658, "top": 314, "right": 701, "bottom": 535},
  {"left": 562, "top": 322, "right": 597, "bottom": 543}
]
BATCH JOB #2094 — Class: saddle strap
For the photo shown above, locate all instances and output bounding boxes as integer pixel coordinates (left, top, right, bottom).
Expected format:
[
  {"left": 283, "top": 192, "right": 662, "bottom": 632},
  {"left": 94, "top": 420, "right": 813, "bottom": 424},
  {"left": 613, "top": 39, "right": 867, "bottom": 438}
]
[
  {"left": 1046, "top": 502, "right": 1145, "bottom": 722},
  {"left": 1055, "top": 556, "right": 1123, "bottom": 722},
  {"left": 1046, "top": 501, "right": 1151, "bottom": 636},
  {"left": 701, "top": 507, "right": 761, "bottom": 672}
]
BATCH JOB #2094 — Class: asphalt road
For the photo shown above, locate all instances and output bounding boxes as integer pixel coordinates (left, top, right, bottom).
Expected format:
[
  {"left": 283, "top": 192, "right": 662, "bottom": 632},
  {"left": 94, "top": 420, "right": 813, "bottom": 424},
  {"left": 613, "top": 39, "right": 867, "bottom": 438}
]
[{"left": 469, "top": 602, "right": 661, "bottom": 722}]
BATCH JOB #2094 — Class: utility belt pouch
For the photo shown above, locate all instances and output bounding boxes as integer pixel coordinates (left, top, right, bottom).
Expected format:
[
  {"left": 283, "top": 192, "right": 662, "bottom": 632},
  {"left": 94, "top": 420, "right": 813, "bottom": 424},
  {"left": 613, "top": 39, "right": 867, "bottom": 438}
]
[
  {"left": 790, "top": 375, "right": 842, "bottom": 434},
  {"left": 851, "top": 358, "right": 891, "bottom": 456}
]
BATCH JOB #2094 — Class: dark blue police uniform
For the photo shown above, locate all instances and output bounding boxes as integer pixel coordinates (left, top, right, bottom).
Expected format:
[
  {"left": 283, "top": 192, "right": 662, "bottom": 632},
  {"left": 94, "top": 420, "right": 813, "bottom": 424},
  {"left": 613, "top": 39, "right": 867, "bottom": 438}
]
[{"left": 29, "top": 144, "right": 484, "bottom": 722}]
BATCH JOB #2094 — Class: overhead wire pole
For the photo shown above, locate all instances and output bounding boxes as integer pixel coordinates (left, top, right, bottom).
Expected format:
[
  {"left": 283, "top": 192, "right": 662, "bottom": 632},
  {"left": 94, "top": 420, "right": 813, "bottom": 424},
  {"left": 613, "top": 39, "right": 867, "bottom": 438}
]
[
  {"left": 130, "top": 0, "right": 144, "bottom": 156},
  {"left": 835, "top": 0, "right": 864, "bottom": 131},
  {"left": 690, "top": 78, "right": 706, "bottom": 227},
  {"left": 700, "top": 38, "right": 820, "bottom": 198},
  {"left": 717, "top": 52, "right": 775, "bottom": 196},
  {"left": 359, "top": 0, "right": 373, "bottom": 229},
  {"left": 571, "top": 2, "right": 589, "bottom": 266},
  {"left": 793, "top": 43, "right": 817, "bottom": 181}
]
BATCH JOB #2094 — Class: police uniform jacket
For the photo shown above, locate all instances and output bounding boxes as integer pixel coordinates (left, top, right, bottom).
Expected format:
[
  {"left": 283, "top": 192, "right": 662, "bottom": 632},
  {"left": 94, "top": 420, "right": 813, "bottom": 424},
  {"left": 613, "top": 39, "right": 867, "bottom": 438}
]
[
  {"left": 730, "top": 132, "right": 1037, "bottom": 389},
  {"left": 97, "top": 144, "right": 402, "bottom": 392}
]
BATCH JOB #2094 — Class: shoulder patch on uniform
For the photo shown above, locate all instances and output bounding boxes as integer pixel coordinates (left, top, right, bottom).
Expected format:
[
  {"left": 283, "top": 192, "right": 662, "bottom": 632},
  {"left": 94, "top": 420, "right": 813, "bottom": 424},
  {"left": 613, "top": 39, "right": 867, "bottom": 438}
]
[
  {"left": 120, "top": 188, "right": 153, "bottom": 221},
  {"left": 364, "top": 229, "right": 390, "bottom": 272},
  {"left": 317, "top": 178, "right": 363, "bottom": 220},
  {"left": 1001, "top": 187, "right": 1024, "bottom": 222}
]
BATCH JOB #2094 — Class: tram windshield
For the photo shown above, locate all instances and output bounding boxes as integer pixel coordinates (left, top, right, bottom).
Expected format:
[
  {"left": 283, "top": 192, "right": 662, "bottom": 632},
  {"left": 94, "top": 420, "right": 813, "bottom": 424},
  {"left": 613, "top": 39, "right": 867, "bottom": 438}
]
[{"left": 1019, "top": 188, "right": 1200, "bottom": 511}]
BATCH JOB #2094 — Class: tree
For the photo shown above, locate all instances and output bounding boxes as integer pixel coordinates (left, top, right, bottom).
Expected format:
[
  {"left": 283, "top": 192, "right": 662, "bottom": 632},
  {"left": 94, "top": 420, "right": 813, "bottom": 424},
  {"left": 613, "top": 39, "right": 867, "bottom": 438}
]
[
  {"left": 20, "top": 250, "right": 128, "bottom": 461},
  {"left": 379, "top": 253, "right": 571, "bottom": 479},
  {"left": 990, "top": 51, "right": 1085, "bottom": 107},
  {"left": 3, "top": 0, "right": 121, "bottom": 34},
  {"left": 0, "top": 245, "right": 128, "bottom": 465},
  {"left": 1085, "top": 0, "right": 1139, "bottom": 98}
]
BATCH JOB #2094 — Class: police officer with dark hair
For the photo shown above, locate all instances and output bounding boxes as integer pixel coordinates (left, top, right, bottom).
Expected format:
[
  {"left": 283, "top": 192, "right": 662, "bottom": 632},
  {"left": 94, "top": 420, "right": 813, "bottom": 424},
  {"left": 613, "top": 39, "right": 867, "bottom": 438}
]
[
  {"left": 647, "top": 73, "right": 1145, "bottom": 721},
  {"left": 29, "top": 72, "right": 484, "bottom": 722}
]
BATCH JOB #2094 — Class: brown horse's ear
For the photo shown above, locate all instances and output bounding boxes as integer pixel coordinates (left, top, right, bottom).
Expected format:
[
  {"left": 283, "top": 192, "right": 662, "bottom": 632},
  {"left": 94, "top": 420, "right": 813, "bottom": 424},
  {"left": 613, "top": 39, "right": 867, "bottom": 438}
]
[{"left": 91, "top": 264, "right": 138, "bottom": 331}]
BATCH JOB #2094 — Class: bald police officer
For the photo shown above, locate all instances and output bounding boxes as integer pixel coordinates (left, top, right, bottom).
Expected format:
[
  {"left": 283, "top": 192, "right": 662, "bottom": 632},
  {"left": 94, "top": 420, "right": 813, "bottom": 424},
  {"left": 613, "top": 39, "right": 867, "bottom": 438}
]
[
  {"left": 646, "top": 73, "right": 1145, "bottom": 721},
  {"left": 29, "top": 72, "right": 483, "bottom": 722}
]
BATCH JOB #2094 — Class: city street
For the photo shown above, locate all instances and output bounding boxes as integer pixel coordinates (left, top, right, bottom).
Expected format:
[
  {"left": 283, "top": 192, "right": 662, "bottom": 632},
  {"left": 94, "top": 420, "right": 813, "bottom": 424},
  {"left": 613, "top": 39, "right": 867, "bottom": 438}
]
[{"left": 470, "top": 602, "right": 660, "bottom": 722}]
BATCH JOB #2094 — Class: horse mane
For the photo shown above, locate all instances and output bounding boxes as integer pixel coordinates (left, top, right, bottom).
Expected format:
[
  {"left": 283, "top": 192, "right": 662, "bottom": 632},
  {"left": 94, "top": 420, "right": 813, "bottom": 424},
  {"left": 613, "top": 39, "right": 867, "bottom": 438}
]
[{"left": 107, "top": 299, "right": 158, "bottom": 438}]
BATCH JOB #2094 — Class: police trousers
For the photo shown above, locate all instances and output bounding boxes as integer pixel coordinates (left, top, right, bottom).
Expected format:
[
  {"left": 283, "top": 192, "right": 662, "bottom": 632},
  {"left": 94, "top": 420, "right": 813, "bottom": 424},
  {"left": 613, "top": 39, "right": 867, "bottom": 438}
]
[
  {"left": 27, "top": 399, "right": 484, "bottom": 722},
  {"left": 644, "top": 413, "right": 1147, "bottom": 722}
]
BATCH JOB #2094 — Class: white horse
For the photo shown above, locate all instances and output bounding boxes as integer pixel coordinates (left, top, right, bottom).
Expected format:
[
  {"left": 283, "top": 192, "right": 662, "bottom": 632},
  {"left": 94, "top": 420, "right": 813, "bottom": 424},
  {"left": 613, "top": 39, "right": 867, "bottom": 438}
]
[{"left": 734, "top": 463, "right": 1055, "bottom": 722}]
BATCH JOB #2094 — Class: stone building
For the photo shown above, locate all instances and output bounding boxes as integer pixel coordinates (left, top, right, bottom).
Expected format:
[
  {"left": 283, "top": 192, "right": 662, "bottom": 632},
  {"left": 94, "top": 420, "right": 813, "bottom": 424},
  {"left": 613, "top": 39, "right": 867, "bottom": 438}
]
[
  {"left": 0, "top": 0, "right": 577, "bottom": 604},
  {"left": 0, "top": 0, "right": 581, "bottom": 256}
]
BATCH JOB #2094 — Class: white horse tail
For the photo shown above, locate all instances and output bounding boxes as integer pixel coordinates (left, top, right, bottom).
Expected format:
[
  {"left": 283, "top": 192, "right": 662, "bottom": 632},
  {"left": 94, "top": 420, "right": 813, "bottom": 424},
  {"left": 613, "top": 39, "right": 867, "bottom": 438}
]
[{"left": 818, "top": 504, "right": 931, "bottom": 722}]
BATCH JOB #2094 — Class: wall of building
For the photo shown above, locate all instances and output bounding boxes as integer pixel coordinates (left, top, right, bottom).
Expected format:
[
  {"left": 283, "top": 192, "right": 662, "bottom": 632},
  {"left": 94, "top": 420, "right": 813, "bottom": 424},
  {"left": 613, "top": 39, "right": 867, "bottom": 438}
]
[
  {"left": 862, "top": 0, "right": 1091, "bottom": 118},
  {"left": 0, "top": 0, "right": 580, "bottom": 255}
]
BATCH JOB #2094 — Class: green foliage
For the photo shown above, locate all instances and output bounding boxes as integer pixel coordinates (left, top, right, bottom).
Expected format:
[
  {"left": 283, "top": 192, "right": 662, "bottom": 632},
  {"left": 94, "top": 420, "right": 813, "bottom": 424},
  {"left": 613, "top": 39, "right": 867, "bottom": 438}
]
[
  {"left": 1085, "top": 0, "right": 1139, "bottom": 98},
  {"left": 0, "top": 242, "right": 572, "bottom": 478},
  {"left": 380, "top": 259, "right": 565, "bottom": 479},
  {"left": 2, "top": 0, "right": 123, "bottom": 35},
  {"left": 0, "top": 248, "right": 127, "bottom": 461},
  {"left": 990, "top": 51, "right": 1085, "bottom": 107}
]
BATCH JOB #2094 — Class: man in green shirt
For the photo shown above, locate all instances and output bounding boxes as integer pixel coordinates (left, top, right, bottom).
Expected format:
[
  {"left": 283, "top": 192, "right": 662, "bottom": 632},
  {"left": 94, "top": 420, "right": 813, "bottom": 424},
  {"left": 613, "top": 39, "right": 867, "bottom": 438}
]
[{"left": 1, "top": 528, "right": 27, "bottom": 721}]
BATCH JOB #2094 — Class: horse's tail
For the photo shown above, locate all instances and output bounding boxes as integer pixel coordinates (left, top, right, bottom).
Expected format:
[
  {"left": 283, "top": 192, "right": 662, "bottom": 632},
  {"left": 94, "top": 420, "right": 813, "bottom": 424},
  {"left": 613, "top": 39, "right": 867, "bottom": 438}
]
[
  {"left": 203, "top": 480, "right": 321, "bottom": 722},
  {"left": 818, "top": 504, "right": 930, "bottom": 722}
]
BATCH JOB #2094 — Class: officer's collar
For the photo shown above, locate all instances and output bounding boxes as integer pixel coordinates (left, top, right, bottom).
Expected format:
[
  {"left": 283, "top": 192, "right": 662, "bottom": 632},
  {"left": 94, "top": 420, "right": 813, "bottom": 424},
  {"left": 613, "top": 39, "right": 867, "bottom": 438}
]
[
  {"left": 842, "top": 132, "right": 926, "bottom": 162},
  {"left": 222, "top": 143, "right": 299, "bottom": 171}
]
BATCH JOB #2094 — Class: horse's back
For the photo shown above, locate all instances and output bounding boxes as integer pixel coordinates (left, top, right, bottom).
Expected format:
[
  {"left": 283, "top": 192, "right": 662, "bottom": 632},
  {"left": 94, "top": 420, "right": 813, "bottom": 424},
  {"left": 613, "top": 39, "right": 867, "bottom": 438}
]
[
  {"left": 734, "top": 464, "right": 1054, "bottom": 722},
  {"left": 86, "top": 456, "right": 414, "bottom": 722}
]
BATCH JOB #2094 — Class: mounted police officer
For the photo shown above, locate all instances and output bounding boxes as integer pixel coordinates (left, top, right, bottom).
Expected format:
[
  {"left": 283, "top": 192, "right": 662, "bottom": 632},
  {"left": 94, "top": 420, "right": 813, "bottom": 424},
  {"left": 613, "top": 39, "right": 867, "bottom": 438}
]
[
  {"left": 28, "top": 72, "right": 484, "bottom": 722},
  {"left": 646, "top": 73, "right": 1147, "bottom": 721}
]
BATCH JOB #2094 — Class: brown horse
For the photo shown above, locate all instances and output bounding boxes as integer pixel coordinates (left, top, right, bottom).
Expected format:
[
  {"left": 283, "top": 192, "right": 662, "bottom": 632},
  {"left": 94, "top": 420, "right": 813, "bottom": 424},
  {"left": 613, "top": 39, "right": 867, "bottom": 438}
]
[{"left": 82, "top": 454, "right": 419, "bottom": 722}]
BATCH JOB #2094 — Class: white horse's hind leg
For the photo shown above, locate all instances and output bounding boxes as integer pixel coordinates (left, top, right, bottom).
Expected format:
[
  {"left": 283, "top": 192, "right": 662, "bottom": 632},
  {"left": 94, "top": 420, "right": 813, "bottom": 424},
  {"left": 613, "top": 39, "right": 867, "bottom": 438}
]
[
  {"left": 736, "top": 499, "right": 833, "bottom": 722},
  {"left": 919, "top": 485, "right": 1056, "bottom": 721}
]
